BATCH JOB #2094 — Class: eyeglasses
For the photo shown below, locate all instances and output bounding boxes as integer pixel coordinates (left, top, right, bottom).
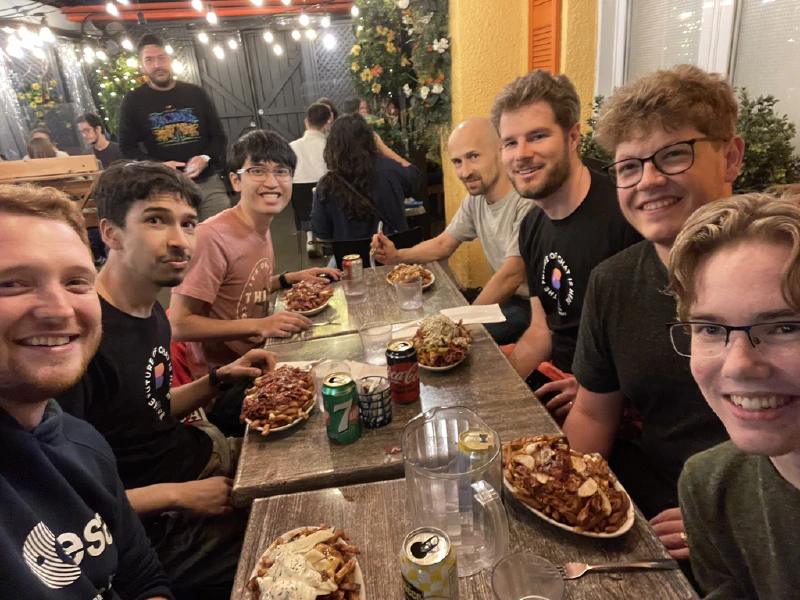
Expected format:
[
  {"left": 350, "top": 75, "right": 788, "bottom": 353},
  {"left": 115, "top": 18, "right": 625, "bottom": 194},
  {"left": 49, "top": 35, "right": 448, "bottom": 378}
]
[
  {"left": 236, "top": 166, "right": 293, "bottom": 181},
  {"left": 604, "top": 138, "right": 717, "bottom": 189},
  {"left": 668, "top": 321, "right": 800, "bottom": 358}
]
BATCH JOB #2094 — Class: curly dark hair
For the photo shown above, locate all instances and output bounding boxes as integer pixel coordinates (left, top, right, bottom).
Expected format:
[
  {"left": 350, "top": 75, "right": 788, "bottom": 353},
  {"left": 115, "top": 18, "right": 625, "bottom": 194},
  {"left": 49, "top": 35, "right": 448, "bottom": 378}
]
[{"left": 318, "top": 114, "right": 380, "bottom": 221}]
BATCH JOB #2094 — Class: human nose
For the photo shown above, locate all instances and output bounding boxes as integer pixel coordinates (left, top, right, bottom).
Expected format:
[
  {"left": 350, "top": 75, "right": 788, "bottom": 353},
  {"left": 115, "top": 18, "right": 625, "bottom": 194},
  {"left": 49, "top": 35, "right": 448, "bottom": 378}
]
[
  {"left": 636, "top": 160, "right": 666, "bottom": 190},
  {"left": 33, "top": 282, "right": 76, "bottom": 322},
  {"left": 720, "top": 331, "right": 771, "bottom": 381},
  {"left": 167, "top": 223, "right": 192, "bottom": 251}
]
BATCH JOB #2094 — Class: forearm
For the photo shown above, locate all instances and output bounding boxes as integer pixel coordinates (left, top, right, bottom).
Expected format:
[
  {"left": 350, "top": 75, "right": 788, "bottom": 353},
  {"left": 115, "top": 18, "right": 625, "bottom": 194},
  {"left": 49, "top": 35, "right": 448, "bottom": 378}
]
[
  {"left": 127, "top": 484, "right": 181, "bottom": 515},
  {"left": 475, "top": 270, "right": 525, "bottom": 306},
  {"left": 170, "top": 376, "right": 216, "bottom": 419},
  {"left": 396, "top": 238, "right": 452, "bottom": 264},
  {"left": 562, "top": 389, "right": 624, "bottom": 458},
  {"left": 508, "top": 325, "right": 552, "bottom": 378},
  {"left": 170, "top": 310, "right": 259, "bottom": 343},
  {"left": 374, "top": 132, "right": 410, "bottom": 166}
]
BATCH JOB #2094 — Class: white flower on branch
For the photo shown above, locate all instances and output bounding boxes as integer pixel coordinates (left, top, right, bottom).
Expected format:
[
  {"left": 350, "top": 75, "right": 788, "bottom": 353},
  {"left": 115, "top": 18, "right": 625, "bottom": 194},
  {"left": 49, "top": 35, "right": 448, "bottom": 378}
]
[
  {"left": 420, "top": 85, "right": 430, "bottom": 100},
  {"left": 432, "top": 38, "right": 449, "bottom": 54},
  {"left": 403, "top": 84, "right": 413, "bottom": 97},
  {"left": 432, "top": 83, "right": 444, "bottom": 94},
  {"left": 397, "top": 0, "right": 409, "bottom": 8}
]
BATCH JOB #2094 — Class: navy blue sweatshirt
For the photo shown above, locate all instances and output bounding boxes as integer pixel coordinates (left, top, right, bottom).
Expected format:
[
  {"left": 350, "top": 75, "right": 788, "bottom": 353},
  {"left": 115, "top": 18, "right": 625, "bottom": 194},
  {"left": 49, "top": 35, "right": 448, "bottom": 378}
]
[{"left": 0, "top": 400, "right": 173, "bottom": 600}]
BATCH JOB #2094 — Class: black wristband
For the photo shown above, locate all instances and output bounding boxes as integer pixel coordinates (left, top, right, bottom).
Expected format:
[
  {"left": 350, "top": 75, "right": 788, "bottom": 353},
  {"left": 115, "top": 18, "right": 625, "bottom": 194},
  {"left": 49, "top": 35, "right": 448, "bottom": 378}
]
[
  {"left": 279, "top": 271, "right": 292, "bottom": 289},
  {"left": 208, "top": 367, "right": 231, "bottom": 391}
]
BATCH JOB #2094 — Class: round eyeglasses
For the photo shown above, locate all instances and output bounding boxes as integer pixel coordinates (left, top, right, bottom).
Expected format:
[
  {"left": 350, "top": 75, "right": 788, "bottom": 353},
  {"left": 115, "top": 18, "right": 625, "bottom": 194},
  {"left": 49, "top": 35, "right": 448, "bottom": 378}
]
[{"left": 604, "top": 138, "right": 717, "bottom": 189}]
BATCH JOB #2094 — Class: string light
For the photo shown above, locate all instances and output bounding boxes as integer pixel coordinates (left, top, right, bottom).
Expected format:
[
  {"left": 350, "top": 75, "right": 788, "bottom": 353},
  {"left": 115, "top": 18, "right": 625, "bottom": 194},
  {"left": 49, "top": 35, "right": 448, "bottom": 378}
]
[
  {"left": 38, "top": 27, "right": 54, "bottom": 43},
  {"left": 321, "top": 15, "right": 330, "bottom": 28},
  {"left": 323, "top": 33, "right": 336, "bottom": 49},
  {"left": 250, "top": 0, "right": 263, "bottom": 5},
  {"left": 96, "top": 49, "right": 108, "bottom": 61},
  {"left": 126, "top": 56, "right": 138, "bottom": 67},
  {"left": 351, "top": 6, "right": 359, "bottom": 16},
  {"left": 191, "top": 0, "right": 203, "bottom": 11},
  {"left": 121, "top": 37, "right": 133, "bottom": 51},
  {"left": 305, "top": 29, "right": 317, "bottom": 40},
  {"left": 32, "top": 47, "right": 45, "bottom": 59},
  {"left": 213, "top": 44, "right": 224, "bottom": 59},
  {"left": 227, "top": 38, "right": 238, "bottom": 50},
  {"left": 263, "top": 30, "right": 274, "bottom": 43},
  {"left": 291, "top": 29, "right": 300, "bottom": 41},
  {"left": 117, "top": 0, "right": 129, "bottom": 4},
  {"left": 106, "top": 2, "right": 119, "bottom": 16},
  {"left": 299, "top": 11, "right": 309, "bottom": 26},
  {"left": 198, "top": 32, "right": 209, "bottom": 44},
  {"left": 165, "top": 43, "right": 174, "bottom": 54},
  {"left": 172, "top": 59, "right": 184, "bottom": 74},
  {"left": 281, "top": 0, "right": 291, "bottom": 5},
  {"left": 206, "top": 9, "right": 218, "bottom": 24},
  {"left": 273, "top": 43, "right": 283, "bottom": 55}
]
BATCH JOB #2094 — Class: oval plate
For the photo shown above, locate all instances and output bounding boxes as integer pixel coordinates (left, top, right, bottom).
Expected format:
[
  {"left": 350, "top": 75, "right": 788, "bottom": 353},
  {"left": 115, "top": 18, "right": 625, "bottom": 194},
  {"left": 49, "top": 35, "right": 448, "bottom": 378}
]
[
  {"left": 503, "top": 476, "right": 635, "bottom": 538},
  {"left": 250, "top": 526, "right": 366, "bottom": 600},
  {"left": 286, "top": 296, "right": 332, "bottom": 317},
  {"left": 418, "top": 355, "right": 467, "bottom": 371},
  {"left": 386, "top": 269, "right": 435, "bottom": 291}
]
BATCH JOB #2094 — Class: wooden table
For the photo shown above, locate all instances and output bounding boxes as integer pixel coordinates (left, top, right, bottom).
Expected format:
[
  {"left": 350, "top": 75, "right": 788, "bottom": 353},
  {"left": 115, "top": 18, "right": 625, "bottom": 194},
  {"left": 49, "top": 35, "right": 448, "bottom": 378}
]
[
  {"left": 266, "top": 262, "right": 467, "bottom": 346},
  {"left": 233, "top": 325, "right": 558, "bottom": 507},
  {"left": 232, "top": 479, "right": 698, "bottom": 600}
]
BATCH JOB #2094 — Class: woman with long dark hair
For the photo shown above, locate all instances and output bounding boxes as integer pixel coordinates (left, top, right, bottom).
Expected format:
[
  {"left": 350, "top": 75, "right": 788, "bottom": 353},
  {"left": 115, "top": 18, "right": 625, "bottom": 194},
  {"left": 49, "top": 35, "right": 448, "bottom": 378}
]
[{"left": 311, "top": 114, "right": 421, "bottom": 244}]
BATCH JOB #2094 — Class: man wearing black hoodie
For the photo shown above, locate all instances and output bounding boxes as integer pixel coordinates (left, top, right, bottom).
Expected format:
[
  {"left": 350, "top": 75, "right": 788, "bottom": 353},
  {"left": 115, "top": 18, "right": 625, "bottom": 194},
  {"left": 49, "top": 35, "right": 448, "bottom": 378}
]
[{"left": 0, "top": 184, "right": 172, "bottom": 600}]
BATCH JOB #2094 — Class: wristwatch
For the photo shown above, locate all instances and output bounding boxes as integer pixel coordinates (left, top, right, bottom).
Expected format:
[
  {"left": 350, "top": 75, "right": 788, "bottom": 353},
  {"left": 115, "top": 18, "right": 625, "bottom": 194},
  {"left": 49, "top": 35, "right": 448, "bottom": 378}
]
[
  {"left": 278, "top": 271, "right": 292, "bottom": 290},
  {"left": 208, "top": 366, "right": 232, "bottom": 391}
]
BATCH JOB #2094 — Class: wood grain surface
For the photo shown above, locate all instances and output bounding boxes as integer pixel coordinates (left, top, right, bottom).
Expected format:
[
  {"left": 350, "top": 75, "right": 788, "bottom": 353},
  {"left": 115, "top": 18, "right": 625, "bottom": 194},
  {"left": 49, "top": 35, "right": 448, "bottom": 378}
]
[
  {"left": 233, "top": 326, "right": 560, "bottom": 507},
  {"left": 232, "top": 479, "right": 698, "bottom": 600},
  {"left": 265, "top": 262, "right": 468, "bottom": 346}
]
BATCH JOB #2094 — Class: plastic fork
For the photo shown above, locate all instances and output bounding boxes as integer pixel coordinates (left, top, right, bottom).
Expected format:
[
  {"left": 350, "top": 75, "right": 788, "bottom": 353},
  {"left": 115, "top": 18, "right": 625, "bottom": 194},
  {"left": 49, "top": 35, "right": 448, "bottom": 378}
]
[
  {"left": 558, "top": 558, "right": 678, "bottom": 580},
  {"left": 369, "top": 220, "right": 384, "bottom": 271}
]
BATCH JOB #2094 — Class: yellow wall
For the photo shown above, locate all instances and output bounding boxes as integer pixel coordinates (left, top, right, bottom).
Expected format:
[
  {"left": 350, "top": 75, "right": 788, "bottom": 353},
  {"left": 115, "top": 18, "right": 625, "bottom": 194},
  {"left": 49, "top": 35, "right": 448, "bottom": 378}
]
[
  {"left": 444, "top": 0, "right": 530, "bottom": 288},
  {"left": 561, "top": 0, "right": 599, "bottom": 129}
]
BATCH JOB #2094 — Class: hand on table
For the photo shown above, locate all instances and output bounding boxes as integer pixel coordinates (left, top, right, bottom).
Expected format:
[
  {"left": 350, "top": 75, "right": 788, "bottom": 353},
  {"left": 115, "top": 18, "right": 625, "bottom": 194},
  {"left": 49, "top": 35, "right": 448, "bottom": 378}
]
[
  {"left": 184, "top": 155, "right": 210, "bottom": 179},
  {"left": 288, "top": 267, "right": 342, "bottom": 283},
  {"left": 257, "top": 312, "right": 313, "bottom": 339},
  {"left": 371, "top": 231, "right": 399, "bottom": 265},
  {"left": 535, "top": 377, "right": 578, "bottom": 419},
  {"left": 217, "top": 349, "right": 277, "bottom": 382},
  {"left": 650, "top": 507, "right": 689, "bottom": 560},
  {"left": 163, "top": 160, "right": 186, "bottom": 171},
  {"left": 176, "top": 477, "right": 233, "bottom": 516}
]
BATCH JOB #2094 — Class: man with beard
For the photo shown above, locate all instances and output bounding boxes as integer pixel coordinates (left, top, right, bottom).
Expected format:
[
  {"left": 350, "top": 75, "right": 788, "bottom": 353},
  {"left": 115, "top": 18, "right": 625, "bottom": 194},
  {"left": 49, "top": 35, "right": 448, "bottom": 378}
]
[
  {"left": 492, "top": 71, "right": 641, "bottom": 417},
  {"left": 372, "top": 117, "right": 533, "bottom": 344},
  {"left": 0, "top": 185, "right": 173, "bottom": 600},
  {"left": 58, "top": 162, "right": 276, "bottom": 599},
  {"left": 77, "top": 113, "right": 124, "bottom": 168},
  {"left": 119, "top": 34, "right": 230, "bottom": 221}
]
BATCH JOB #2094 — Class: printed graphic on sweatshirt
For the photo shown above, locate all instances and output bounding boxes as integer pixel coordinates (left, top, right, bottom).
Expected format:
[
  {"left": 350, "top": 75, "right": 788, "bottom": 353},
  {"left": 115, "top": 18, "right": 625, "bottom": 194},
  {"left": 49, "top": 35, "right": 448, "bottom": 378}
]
[
  {"left": 145, "top": 345, "right": 172, "bottom": 420},
  {"left": 148, "top": 106, "right": 201, "bottom": 147},
  {"left": 237, "top": 258, "right": 273, "bottom": 320}
]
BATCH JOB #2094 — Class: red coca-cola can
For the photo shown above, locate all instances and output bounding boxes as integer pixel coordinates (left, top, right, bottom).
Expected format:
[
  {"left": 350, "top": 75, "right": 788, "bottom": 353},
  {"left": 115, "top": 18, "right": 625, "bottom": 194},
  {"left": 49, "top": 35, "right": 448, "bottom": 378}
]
[
  {"left": 342, "top": 254, "right": 363, "bottom": 280},
  {"left": 386, "top": 340, "right": 420, "bottom": 404}
]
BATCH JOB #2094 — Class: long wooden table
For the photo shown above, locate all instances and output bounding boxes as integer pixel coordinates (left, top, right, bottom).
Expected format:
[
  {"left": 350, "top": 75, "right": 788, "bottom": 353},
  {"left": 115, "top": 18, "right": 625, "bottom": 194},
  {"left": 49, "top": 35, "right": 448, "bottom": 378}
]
[
  {"left": 233, "top": 325, "right": 556, "bottom": 507},
  {"left": 265, "top": 262, "right": 467, "bottom": 346},
  {"left": 232, "top": 479, "right": 698, "bottom": 600}
]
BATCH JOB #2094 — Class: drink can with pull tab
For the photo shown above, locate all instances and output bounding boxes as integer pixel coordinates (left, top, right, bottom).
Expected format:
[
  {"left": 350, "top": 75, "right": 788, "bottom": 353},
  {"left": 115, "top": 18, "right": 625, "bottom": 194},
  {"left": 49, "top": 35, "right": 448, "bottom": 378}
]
[{"left": 400, "top": 526, "right": 459, "bottom": 600}]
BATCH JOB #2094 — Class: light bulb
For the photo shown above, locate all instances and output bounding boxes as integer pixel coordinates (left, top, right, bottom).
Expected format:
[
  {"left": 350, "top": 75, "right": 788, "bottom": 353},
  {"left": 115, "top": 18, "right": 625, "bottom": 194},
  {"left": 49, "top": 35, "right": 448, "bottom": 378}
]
[
  {"left": 321, "top": 15, "right": 330, "bottom": 28},
  {"left": 281, "top": 0, "right": 291, "bottom": 5},
  {"left": 227, "top": 38, "right": 238, "bottom": 50},
  {"left": 250, "top": 0, "right": 263, "bottom": 5},
  {"left": 96, "top": 50, "right": 108, "bottom": 61},
  {"left": 263, "top": 30, "right": 273, "bottom": 43},
  {"left": 213, "top": 44, "right": 224, "bottom": 59},
  {"left": 106, "top": 2, "right": 119, "bottom": 16},
  {"left": 191, "top": 0, "right": 203, "bottom": 11},
  {"left": 39, "top": 27, "right": 54, "bottom": 43},
  {"left": 206, "top": 10, "right": 218, "bottom": 24},
  {"left": 323, "top": 33, "right": 336, "bottom": 49},
  {"left": 126, "top": 56, "right": 138, "bottom": 67},
  {"left": 172, "top": 59, "right": 184, "bottom": 73},
  {"left": 351, "top": 6, "right": 359, "bottom": 16},
  {"left": 6, "top": 43, "right": 23, "bottom": 58},
  {"left": 117, "top": 0, "right": 129, "bottom": 4},
  {"left": 121, "top": 38, "right": 133, "bottom": 51},
  {"left": 32, "top": 47, "right": 45, "bottom": 59},
  {"left": 198, "top": 32, "right": 209, "bottom": 44},
  {"left": 273, "top": 43, "right": 283, "bottom": 55},
  {"left": 305, "top": 29, "right": 317, "bottom": 40},
  {"left": 165, "top": 43, "right": 173, "bottom": 54},
  {"left": 83, "top": 46, "right": 95, "bottom": 57},
  {"left": 299, "top": 11, "right": 309, "bottom": 26},
  {"left": 291, "top": 29, "right": 300, "bottom": 41}
]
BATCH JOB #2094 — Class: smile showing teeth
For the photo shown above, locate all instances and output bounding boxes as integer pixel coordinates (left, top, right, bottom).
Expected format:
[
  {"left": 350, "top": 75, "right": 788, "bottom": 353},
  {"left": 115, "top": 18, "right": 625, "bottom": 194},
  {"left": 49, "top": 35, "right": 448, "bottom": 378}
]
[
  {"left": 517, "top": 167, "right": 541, "bottom": 176},
  {"left": 21, "top": 336, "right": 72, "bottom": 347},
  {"left": 728, "top": 394, "right": 794, "bottom": 411},
  {"left": 641, "top": 197, "right": 679, "bottom": 211}
]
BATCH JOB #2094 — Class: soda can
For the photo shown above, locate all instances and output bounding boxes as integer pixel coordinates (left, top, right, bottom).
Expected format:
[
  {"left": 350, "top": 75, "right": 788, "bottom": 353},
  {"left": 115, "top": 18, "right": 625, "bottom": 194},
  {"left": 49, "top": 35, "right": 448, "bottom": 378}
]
[
  {"left": 322, "top": 373, "right": 362, "bottom": 443},
  {"left": 386, "top": 340, "right": 420, "bottom": 404},
  {"left": 342, "top": 254, "right": 363, "bottom": 280},
  {"left": 400, "top": 527, "right": 459, "bottom": 600}
]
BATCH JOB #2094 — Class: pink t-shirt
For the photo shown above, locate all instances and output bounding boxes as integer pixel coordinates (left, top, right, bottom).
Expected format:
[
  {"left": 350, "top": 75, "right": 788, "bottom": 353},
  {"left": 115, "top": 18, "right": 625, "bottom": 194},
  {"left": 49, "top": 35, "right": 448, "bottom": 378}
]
[{"left": 172, "top": 208, "right": 274, "bottom": 379}]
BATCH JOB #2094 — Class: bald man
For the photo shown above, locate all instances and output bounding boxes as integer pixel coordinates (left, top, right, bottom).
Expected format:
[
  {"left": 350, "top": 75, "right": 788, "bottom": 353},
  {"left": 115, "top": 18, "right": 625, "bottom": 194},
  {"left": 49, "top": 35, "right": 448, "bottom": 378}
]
[{"left": 372, "top": 117, "right": 533, "bottom": 344}]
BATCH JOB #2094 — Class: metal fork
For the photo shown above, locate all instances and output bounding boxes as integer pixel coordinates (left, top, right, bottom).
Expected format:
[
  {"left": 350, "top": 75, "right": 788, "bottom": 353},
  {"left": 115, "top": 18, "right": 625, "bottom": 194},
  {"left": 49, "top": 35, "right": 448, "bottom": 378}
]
[
  {"left": 558, "top": 558, "right": 678, "bottom": 580},
  {"left": 369, "top": 220, "right": 384, "bottom": 271}
]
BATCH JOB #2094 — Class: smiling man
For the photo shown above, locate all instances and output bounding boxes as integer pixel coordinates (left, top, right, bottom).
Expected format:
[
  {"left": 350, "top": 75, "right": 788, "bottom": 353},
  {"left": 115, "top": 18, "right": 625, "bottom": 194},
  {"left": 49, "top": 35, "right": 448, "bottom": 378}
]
[
  {"left": 170, "top": 130, "right": 339, "bottom": 380},
  {"left": 562, "top": 65, "right": 744, "bottom": 562},
  {"left": 669, "top": 191, "right": 800, "bottom": 599},
  {"left": 0, "top": 185, "right": 172, "bottom": 600},
  {"left": 491, "top": 70, "right": 640, "bottom": 412}
]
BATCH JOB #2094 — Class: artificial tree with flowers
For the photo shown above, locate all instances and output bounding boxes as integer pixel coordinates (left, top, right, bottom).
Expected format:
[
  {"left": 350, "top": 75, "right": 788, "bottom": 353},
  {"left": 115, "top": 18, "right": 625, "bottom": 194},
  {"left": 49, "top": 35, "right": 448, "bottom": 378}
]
[{"left": 89, "top": 54, "right": 146, "bottom": 134}]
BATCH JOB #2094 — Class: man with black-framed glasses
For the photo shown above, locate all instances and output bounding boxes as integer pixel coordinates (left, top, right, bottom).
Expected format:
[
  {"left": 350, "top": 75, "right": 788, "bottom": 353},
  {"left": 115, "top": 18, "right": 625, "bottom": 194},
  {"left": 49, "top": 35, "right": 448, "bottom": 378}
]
[
  {"left": 170, "top": 130, "right": 340, "bottom": 381},
  {"left": 668, "top": 191, "right": 800, "bottom": 600},
  {"left": 562, "top": 65, "right": 745, "bottom": 564}
]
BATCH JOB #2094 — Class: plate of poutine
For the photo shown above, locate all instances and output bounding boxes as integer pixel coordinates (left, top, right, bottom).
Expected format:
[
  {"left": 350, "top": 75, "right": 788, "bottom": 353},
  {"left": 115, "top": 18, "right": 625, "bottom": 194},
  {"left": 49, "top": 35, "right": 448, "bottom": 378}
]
[
  {"left": 413, "top": 314, "right": 472, "bottom": 371},
  {"left": 247, "top": 526, "right": 365, "bottom": 600},
  {"left": 502, "top": 434, "right": 634, "bottom": 538},
  {"left": 386, "top": 263, "right": 435, "bottom": 290},
  {"left": 240, "top": 365, "right": 316, "bottom": 436},
  {"left": 283, "top": 280, "right": 334, "bottom": 316}
]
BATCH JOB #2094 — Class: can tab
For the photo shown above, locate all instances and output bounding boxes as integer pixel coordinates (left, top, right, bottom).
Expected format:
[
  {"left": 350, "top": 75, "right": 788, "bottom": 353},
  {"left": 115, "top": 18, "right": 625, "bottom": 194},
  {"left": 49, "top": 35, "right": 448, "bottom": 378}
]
[{"left": 410, "top": 535, "right": 440, "bottom": 559}]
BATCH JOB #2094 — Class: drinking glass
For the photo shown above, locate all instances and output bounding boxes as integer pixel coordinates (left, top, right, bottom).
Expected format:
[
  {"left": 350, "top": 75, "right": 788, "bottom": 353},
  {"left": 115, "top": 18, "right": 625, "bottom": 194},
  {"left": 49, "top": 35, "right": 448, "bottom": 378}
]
[
  {"left": 358, "top": 321, "right": 392, "bottom": 366},
  {"left": 395, "top": 277, "right": 423, "bottom": 310},
  {"left": 491, "top": 554, "right": 564, "bottom": 600},
  {"left": 343, "top": 271, "right": 367, "bottom": 304},
  {"left": 312, "top": 360, "right": 351, "bottom": 411}
]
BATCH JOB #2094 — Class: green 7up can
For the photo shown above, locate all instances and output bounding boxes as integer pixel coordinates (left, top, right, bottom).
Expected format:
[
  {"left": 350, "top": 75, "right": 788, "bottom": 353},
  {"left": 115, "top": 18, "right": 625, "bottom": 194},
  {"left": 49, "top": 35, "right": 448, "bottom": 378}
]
[{"left": 322, "top": 373, "right": 362, "bottom": 443}]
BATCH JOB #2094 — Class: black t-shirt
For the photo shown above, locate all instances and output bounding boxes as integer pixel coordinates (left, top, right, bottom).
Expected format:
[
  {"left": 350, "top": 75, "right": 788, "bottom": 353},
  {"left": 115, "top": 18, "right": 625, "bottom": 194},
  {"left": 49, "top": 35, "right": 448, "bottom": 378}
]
[
  {"left": 118, "top": 82, "right": 227, "bottom": 178},
  {"left": 58, "top": 298, "right": 212, "bottom": 489},
  {"left": 572, "top": 241, "right": 729, "bottom": 513},
  {"left": 93, "top": 141, "right": 125, "bottom": 169},
  {"left": 518, "top": 169, "right": 641, "bottom": 371}
]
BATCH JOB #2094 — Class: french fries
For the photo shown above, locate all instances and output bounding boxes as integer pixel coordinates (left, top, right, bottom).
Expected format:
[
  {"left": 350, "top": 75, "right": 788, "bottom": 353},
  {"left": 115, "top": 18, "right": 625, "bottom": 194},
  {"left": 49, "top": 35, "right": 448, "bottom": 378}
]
[
  {"left": 240, "top": 366, "right": 315, "bottom": 436},
  {"left": 284, "top": 279, "right": 333, "bottom": 312},
  {"left": 387, "top": 263, "right": 434, "bottom": 286}
]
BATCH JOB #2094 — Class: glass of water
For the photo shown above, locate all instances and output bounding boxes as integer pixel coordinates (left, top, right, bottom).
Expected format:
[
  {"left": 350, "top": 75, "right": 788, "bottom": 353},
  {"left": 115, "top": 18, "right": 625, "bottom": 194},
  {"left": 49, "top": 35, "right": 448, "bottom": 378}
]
[
  {"left": 394, "top": 277, "right": 423, "bottom": 310},
  {"left": 358, "top": 321, "right": 392, "bottom": 366},
  {"left": 312, "top": 360, "right": 351, "bottom": 412},
  {"left": 491, "top": 553, "right": 564, "bottom": 600},
  {"left": 343, "top": 271, "right": 367, "bottom": 304}
]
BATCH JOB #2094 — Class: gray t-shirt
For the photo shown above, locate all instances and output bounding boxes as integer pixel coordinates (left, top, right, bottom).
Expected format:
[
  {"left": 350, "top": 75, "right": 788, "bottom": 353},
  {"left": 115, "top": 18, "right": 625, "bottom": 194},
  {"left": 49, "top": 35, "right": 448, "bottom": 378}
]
[
  {"left": 445, "top": 190, "right": 533, "bottom": 297},
  {"left": 680, "top": 441, "right": 800, "bottom": 599}
]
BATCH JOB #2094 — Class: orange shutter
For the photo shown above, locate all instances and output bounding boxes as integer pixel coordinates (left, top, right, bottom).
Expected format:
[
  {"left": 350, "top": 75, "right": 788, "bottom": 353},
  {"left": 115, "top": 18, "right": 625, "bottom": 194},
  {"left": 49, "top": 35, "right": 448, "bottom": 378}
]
[{"left": 529, "top": 0, "right": 561, "bottom": 74}]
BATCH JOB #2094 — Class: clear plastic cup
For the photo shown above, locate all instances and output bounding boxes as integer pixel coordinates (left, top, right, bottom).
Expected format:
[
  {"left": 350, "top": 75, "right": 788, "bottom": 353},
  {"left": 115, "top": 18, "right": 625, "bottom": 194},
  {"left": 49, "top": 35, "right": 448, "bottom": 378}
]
[
  {"left": 491, "top": 554, "right": 564, "bottom": 600},
  {"left": 358, "top": 321, "right": 392, "bottom": 366},
  {"left": 312, "top": 360, "right": 351, "bottom": 411},
  {"left": 394, "top": 277, "right": 423, "bottom": 310},
  {"left": 343, "top": 275, "right": 367, "bottom": 304}
]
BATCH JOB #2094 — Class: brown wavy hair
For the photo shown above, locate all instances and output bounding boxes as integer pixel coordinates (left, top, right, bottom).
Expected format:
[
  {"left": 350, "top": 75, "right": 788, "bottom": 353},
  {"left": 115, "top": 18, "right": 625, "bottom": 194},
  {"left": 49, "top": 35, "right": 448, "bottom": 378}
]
[{"left": 0, "top": 184, "right": 89, "bottom": 247}]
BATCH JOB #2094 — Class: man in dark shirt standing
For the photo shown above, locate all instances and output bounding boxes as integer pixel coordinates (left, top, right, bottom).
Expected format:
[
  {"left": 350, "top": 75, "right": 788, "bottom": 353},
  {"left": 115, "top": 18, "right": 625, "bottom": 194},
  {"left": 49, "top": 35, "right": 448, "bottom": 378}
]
[
  {"left": 77, "top": 113, "right": 124, "bottom": 168},
  {"left": 119, "top": 34, "right": 230, "bottom": 221},
  {"left": 492, "top": 71, "right": 641, "bottom": 417}
]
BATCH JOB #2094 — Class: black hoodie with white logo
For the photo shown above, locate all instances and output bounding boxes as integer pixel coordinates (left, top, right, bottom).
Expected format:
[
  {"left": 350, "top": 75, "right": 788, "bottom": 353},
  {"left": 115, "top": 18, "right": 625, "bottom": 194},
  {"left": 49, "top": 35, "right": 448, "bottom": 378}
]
[{"left": 0, "top": 401, "right": 173, "bottom": 600}]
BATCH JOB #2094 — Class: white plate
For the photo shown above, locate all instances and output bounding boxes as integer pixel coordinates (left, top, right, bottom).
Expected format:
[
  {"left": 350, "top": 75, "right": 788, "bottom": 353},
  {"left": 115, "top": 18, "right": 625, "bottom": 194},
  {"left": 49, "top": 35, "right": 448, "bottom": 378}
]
[
  {"left": 249, "top": 526, "right": 366, "bottom": 600},
  {"left": 286, "top": 296, "right": 332, "bottom": 316},
  {"left": 244, "top": 370, "right": 315, "bottom": 436},
  {"left": 386, "top": 269, "right": 435, "bottom": 290},
  {"left": 503, "top": 475, "right": 635, "bottom": 539},
  {"left": 418, "top": 355, "right": 467, "bottom": 371}
]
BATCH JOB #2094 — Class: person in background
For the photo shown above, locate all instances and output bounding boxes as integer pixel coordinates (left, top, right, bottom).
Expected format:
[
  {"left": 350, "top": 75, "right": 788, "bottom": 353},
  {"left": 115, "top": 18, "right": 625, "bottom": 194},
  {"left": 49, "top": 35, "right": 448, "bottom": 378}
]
[
  {"left": 58, "top": 161, "right": 276, "bottom": 598},
  {"left": 77, "top": 113, "right": 124, "bottom": 168},
  {"left": 312, "top": 114, "right": 422, "bottom": 251},
  {"left": 169, "top": 130, "right": 340, "bottom": 379},
  {"left": 562, "top": 65, "right": 743, "bottom": 563},
  {"left": 290, "top": 103, "right": 332, "bottom": 258},
  {"left": 119, "top": 34, "right": 230, "bottom": 221},
  {"left": 491, "top": 70, "right": 641, "bottom": 416},
  {"left": 669, "top": 191, "right": 800, "bottom": 599},
  {"left": 372, "top": 117, "right": 533, "bottom": 345},
  {"left": 316, "top": 96, "right": 339, "bottom": 123},
  {"left": 342, "top": 97, "right": 370, "bottom": 117},
  {"left": 23, "top": 128, "right": 68, "bottom": 160},
  {"left": 26, "top": 137, "right": 57, "bottom": 160},
  {"left": 0, "top": 184, "right": 173, "bottom": 600}
]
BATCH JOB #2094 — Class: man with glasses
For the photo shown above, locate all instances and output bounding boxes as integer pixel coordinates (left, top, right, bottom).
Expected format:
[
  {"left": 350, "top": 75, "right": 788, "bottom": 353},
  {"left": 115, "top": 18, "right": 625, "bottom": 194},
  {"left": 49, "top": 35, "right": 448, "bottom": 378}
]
[
  {"left": 170, "top": 130, "right": 339, "bottom": 380},
  {"left": 668, "top": 190, "right": 800, "bottom": 599},
  {"left": 562, "top": 65, "right": 744, "bottom": 561}
]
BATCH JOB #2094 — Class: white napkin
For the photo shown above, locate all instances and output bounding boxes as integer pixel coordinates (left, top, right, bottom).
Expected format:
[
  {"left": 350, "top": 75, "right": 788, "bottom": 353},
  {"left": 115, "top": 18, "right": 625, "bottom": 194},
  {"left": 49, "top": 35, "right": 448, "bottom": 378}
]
[
  {"left": 440, "top": 304, "right": 506, "bottom": 324},
  {"left": 391, "top": 320, "right": 421, "bottom": 340}
]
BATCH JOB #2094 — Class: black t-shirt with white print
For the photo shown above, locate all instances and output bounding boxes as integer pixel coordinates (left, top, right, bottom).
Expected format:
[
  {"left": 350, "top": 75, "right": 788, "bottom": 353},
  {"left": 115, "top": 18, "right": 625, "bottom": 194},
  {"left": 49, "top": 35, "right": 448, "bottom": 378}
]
[{"left": 58, "top": 297, "right": 212, "bottom": 490}]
